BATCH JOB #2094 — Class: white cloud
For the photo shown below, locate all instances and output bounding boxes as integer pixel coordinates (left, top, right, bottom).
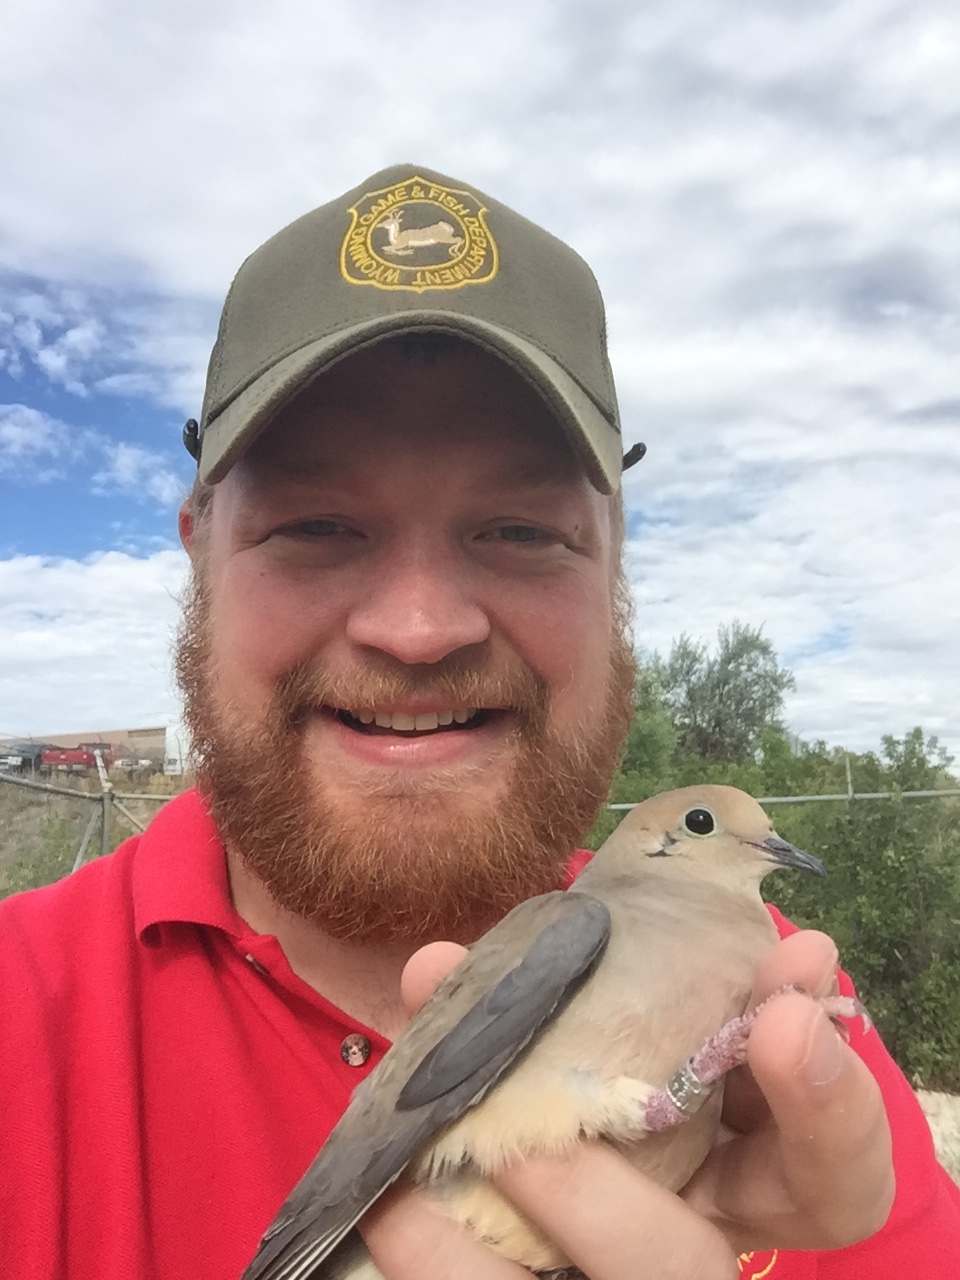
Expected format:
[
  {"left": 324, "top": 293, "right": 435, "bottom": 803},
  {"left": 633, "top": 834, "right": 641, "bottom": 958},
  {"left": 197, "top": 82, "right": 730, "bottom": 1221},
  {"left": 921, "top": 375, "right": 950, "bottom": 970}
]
[
  {"left": 0, "top": 283, "right": 214, "bottom": 415},
  {"left": 33, "top": 317, "right": 105, "bottom": 395},
  {"left": 91, "top": 441, "right": 185, "bottom": 507},
  {"left": 1, "top": 290, "right": 102, "bottom": 394},
  {"left": 624, "top": 417, "right": 960, "bottom": 757},
  {"left": 0, "top": 404, "right": 78, "bottom": 480},
  {"left": 0, "top": 549, "right": 188, "bottom": 734},
  {"left": 0, "top": 402, "right": 186, "bottom": 507}
]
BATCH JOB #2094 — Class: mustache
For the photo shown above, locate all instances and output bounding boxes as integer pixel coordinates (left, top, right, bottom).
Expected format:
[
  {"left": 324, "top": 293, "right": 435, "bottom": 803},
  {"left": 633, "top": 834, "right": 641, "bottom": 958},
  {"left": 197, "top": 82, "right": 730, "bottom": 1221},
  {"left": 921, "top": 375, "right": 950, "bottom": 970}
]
[{"left": 273, "top": 654, "right": 550, "bottom": 727}]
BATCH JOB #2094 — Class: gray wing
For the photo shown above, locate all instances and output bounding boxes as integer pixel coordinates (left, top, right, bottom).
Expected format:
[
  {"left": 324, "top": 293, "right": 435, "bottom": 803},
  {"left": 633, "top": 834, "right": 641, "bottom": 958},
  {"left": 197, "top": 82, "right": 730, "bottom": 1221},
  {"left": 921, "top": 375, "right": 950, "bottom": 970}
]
[{"left": 239, "top": 890, "right": 611, "bottom": 1280}]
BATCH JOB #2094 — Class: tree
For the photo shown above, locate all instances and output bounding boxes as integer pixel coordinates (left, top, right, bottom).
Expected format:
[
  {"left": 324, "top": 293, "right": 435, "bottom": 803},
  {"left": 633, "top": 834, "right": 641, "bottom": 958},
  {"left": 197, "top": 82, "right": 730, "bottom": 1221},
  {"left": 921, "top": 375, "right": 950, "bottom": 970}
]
[
  {"left": 653, "top": 621, "right": 796, "bottom": 765},
  {"left": 618, "top": 666, "right": 678, "bottom": 783}
]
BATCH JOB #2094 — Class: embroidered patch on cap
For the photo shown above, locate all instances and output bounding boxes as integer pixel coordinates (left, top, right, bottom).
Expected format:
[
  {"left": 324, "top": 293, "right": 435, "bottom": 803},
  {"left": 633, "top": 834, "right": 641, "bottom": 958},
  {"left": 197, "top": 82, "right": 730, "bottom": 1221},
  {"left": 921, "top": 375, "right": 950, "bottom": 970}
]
[{"left": 340, "top": 175, "right": 498, "bottom": 292}]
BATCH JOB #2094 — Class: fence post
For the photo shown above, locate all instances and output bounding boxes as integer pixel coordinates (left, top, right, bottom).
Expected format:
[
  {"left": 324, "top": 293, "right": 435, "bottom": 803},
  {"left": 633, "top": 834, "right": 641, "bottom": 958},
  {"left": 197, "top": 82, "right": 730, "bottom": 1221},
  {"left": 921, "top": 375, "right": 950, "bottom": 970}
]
[
  {"left": 72, "top": 806, "right": 100, "bottom": 873},
  {"left": 99, "top": 788, "right": 113, "bottom": 857},
  {"left": 845, "top": 753, "right": 854, "bottom": 802},
  {"left": 94, "top": 748, "right": 114, "bottom": 858}
]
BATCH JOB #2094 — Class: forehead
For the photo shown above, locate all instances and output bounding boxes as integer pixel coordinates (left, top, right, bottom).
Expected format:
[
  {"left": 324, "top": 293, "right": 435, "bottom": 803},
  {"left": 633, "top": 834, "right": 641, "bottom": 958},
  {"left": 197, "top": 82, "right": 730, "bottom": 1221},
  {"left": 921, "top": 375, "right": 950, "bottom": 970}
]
[{"left": 240, "top": 337, "right": 584, "bottom": 488}]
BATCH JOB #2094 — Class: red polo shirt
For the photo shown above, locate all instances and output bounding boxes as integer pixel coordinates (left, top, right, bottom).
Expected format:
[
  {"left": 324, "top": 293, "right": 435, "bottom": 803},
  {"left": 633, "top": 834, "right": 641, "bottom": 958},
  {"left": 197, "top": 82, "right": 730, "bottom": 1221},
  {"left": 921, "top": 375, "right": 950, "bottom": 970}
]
[{"left": 0, "top": 790, "right": 957, "bottom": 1279}]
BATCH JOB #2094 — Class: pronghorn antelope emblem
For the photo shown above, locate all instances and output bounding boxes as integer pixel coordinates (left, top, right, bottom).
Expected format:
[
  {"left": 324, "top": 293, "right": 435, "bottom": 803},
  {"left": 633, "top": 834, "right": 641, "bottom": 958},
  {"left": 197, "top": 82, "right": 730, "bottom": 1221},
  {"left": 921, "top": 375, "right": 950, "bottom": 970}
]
[
  {"left": 377, "top": 208, "right": 464, "bottom": 258},
  {"left": 340, "top": 174, "right": 498, "bottom": 292}
]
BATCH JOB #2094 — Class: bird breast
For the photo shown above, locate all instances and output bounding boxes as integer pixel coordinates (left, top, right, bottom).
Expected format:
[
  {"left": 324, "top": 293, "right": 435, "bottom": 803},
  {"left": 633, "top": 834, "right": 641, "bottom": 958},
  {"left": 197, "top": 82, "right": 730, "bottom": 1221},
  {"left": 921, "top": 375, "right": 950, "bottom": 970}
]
[{"left": 416, "top": 880, "right": 776, "bottom": 1185}]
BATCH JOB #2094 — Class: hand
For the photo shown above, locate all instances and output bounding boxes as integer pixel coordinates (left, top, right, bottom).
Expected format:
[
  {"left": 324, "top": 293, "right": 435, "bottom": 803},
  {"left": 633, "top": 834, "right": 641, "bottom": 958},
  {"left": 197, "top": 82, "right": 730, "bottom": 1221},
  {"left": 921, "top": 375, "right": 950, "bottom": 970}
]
[{"left": 360, "top": 931, "right": 895, "bottom": 1280}]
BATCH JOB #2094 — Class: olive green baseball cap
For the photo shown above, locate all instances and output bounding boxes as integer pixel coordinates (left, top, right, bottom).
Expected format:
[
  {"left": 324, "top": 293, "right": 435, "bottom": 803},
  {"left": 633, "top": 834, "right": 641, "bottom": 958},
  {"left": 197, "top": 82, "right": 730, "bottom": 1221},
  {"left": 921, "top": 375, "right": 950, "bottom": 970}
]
[{"left": 187, "top": 163, "right": 628, "bottom": 493}]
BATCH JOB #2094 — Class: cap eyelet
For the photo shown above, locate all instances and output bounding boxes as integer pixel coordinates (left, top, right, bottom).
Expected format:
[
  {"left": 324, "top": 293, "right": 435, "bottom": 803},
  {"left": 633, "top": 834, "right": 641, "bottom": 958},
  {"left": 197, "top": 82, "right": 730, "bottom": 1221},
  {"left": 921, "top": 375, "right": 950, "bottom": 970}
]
[{"left": 183, "top": 418, "right": 201, "bottom": 461}]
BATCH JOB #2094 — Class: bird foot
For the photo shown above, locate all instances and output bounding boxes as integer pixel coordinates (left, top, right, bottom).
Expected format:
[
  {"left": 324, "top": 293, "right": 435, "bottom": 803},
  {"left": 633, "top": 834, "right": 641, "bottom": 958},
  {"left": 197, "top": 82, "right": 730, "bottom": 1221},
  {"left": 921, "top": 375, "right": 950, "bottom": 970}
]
[{"left": 642, "top": 984, "right": 871, "bottom": 1133}]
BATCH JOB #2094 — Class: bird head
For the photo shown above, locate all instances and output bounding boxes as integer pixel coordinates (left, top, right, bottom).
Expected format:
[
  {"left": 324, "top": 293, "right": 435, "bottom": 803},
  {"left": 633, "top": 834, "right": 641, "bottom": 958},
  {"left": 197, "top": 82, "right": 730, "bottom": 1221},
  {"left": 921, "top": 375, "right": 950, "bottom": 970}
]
[{"left": 596, "top": 784, "right": 826, "bottom": 890}]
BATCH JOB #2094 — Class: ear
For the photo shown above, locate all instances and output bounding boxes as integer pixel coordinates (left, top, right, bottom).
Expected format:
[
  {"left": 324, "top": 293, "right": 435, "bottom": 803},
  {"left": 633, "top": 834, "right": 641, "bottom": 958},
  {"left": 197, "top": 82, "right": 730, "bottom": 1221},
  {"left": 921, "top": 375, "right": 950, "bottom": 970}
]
[{"left": 178, "top": 500, "right": 197, "bottom": 557}]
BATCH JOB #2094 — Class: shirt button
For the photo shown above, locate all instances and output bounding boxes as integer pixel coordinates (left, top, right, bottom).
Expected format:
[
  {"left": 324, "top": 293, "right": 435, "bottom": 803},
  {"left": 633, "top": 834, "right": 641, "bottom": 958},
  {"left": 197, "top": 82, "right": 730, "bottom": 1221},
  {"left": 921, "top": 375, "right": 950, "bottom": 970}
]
[{"left": 341, "top": 1034, "right": 371, "bottom": 1067}]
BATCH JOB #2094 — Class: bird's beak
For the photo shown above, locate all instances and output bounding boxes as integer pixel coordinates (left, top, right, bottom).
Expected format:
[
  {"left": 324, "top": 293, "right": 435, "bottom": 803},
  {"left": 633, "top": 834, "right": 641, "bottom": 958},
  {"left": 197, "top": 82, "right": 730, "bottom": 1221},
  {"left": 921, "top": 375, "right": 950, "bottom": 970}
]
[{"left": 755, "top": 835, "right": 827, "bottom": 877}]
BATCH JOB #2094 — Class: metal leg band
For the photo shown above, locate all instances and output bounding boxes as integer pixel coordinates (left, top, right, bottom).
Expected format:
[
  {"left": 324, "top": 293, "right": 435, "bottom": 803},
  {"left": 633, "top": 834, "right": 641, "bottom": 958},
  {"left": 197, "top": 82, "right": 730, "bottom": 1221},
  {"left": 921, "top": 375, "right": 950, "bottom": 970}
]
[{"left": 665, "top": 1056, "right": 713, "bottom": 1116}]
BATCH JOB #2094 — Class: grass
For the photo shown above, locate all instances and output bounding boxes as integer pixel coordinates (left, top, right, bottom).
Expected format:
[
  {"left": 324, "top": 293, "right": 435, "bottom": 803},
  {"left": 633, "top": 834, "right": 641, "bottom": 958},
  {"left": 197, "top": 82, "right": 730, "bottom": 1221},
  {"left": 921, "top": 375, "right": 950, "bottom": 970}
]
[{"left": 0, "top": 774, "right": 184, "bottom": 898}]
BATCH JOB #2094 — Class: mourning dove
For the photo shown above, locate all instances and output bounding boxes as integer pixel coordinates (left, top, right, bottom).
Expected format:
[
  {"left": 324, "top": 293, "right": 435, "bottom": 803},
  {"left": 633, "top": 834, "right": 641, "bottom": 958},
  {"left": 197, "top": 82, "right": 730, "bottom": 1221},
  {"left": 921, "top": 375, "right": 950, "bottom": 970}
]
[{"left": 242, "top": 784, "right": 861, "bottom": 1280}]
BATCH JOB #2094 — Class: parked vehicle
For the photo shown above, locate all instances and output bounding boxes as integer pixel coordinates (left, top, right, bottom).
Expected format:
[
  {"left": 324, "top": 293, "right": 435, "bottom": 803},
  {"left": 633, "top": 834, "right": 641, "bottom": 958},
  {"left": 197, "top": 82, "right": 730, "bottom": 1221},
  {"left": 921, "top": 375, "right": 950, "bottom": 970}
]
[
  {"left": 1, "top": 743, "right": 48, "bottom": 774},
  {"left": 114, "top": 758, "right": 154, "bottom": 776},
  {"left": 164, "top": 721, "right": 191, "bottom": 776},
  {"left": 40, "top": 746, "right": 115, "bottom": 775}
]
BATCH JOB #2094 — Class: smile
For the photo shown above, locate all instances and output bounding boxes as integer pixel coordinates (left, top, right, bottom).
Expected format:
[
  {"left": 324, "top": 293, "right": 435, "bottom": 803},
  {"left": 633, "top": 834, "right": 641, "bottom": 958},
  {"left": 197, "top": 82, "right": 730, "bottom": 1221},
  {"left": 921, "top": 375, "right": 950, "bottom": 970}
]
[{"left": 333, "top": 707, "right": 494, "bottom": 736}]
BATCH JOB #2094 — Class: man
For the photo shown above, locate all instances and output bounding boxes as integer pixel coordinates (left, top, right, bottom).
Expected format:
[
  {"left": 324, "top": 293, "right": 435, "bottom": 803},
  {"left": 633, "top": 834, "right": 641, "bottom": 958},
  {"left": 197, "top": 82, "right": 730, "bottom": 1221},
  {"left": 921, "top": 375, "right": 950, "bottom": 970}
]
[{"left": 1, "top": 165, "right": 957, "bottom": 1280}]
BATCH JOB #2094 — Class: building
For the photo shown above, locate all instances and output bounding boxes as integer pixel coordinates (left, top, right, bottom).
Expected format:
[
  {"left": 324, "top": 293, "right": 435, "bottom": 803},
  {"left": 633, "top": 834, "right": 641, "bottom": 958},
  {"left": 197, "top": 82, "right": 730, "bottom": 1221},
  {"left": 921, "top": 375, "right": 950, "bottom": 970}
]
[{"left": 4, "top": 727, "right": 167, "bottom": 766}]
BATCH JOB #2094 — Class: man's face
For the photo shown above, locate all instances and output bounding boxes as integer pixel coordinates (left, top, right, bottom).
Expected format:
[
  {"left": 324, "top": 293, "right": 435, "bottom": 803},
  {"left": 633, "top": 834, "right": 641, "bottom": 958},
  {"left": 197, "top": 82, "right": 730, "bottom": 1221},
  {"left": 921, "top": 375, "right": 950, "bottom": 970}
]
[{"left": 178, "top": 339, "right": 635, "bottom": 943}]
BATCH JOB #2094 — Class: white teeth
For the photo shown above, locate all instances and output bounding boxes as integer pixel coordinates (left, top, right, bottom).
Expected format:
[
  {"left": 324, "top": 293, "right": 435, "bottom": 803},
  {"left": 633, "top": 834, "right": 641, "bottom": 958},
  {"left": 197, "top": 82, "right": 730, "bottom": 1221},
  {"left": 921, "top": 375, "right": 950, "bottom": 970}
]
[{"left": 358, "top": 708, "right": 479, "bottom": 731}]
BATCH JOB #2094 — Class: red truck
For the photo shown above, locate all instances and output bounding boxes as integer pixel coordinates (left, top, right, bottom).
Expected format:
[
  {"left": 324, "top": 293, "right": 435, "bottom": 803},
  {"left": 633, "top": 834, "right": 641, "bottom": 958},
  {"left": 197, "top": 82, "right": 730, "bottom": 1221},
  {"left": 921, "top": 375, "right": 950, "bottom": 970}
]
[{"left": 40, "top": 745, "right": 114, "bottom": 775}]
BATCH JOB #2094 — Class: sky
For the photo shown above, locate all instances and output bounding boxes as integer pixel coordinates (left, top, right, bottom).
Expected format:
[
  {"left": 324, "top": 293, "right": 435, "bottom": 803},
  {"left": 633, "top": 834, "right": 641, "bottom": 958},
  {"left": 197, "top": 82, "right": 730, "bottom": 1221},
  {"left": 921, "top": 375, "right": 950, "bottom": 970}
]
[{"left": 1, "top": 0, "right": 958, "bottom": 759}]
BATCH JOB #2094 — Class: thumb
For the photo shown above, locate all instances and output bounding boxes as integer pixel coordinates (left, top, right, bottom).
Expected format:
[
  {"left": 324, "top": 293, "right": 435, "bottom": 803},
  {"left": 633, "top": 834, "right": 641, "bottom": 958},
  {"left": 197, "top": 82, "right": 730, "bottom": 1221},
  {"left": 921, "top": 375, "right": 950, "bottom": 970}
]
[{"left": 400, "top": 941, "right": 468, "bottom": 1017}]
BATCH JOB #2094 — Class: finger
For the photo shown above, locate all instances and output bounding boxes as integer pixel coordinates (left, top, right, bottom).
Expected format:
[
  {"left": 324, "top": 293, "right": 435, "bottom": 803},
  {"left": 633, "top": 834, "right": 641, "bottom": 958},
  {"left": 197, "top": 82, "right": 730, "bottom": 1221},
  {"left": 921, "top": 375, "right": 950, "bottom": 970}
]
[
  {"left": 361, "top": 1183, "right": 530, "bottom": 1280},
  {"left": 400, "top": 942, "right": 468, "bottom": 1017},
  {"left": 751, "top": 930, "right": 839, "bottom": 1003},
  {"left": 686, "top": 990, "right": 894, "bottom": 1253},
  {"left": 722, "top": 931, "right": 840, "bottom": 1132},
  {"left": 496, "top": 1141, "right": 740, "bottom": 1280}
]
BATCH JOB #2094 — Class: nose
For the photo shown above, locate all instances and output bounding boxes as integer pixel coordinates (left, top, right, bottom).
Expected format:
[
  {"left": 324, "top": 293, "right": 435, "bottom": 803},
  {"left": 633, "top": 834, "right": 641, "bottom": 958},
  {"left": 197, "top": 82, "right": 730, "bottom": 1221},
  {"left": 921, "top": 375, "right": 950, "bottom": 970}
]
[{"left": 345, "top": 544, "right": 491, "bottom": 665}]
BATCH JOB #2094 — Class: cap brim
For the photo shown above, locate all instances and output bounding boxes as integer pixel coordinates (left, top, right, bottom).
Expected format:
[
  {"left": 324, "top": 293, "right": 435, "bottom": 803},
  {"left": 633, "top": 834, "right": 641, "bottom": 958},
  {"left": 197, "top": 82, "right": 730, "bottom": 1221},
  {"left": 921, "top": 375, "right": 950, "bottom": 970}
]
[{"left": 198, "top": 313, "right": 622, "bottom": 494}]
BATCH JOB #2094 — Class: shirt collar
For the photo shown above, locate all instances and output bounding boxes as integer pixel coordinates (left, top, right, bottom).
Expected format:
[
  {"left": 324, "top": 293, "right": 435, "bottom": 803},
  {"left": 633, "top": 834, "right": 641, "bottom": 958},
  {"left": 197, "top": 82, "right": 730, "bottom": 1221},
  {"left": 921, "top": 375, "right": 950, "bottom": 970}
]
[
  {"left": 562, "top": 847, "right": 594, "bottom": 886},
  {"left": 133, "top": 788, "right": 246, "bottom": 941}
]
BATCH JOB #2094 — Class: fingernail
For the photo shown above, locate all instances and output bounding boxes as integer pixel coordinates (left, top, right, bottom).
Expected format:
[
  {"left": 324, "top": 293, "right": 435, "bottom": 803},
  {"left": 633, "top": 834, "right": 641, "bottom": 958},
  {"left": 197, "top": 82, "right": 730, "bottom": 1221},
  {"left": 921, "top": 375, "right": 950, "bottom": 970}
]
[
  {"left": 802, "top": 1007, "right": 844, "bottom": 1086},
  {"left": 814, "top": 945, "right": 840, "bottom": 999}
]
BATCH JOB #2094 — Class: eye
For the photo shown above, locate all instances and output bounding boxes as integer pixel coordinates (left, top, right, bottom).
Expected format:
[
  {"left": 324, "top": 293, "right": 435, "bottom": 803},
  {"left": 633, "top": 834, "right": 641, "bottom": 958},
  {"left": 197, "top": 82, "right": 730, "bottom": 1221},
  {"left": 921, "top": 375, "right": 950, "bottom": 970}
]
[
  {"left": 683, "top": 807, "right": 716, "bottom": 837},
  {"left": 494, "top": 525, "right": 543, "bottom": 542},
  {"left": 278, "top": 519, "right": 353, "bottom": 540}
]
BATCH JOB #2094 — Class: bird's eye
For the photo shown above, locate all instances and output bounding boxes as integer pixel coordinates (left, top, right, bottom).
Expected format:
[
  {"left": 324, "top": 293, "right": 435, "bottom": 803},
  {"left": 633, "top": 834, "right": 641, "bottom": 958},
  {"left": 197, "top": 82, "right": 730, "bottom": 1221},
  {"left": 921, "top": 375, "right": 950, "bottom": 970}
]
[{"left": 683, "top": 807, "right": 716, "bottom": 836}]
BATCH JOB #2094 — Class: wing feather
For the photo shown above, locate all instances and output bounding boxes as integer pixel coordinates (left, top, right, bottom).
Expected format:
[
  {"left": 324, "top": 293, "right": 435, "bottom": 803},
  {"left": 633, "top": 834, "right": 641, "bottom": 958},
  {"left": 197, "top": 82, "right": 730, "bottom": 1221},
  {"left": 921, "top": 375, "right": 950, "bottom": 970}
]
[{"left": 240, "top": 891, "right": 611, "bottom": 1280}]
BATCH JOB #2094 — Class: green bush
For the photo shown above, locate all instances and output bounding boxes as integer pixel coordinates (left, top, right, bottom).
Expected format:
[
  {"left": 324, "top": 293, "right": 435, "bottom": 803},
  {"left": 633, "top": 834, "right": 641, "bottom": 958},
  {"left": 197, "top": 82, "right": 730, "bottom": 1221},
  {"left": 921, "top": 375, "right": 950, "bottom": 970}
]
[{"left": 771, "top": 792, "right": 960, "bottom": 1091}]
